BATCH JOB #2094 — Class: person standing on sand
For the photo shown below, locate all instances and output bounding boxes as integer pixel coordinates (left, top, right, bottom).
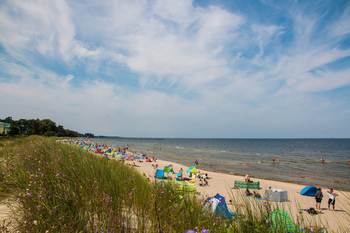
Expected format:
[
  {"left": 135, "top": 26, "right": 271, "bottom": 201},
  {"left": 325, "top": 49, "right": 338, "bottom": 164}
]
[
  {"left": 245, "top": 173, "right": 251, "bottom": 182},
  {"left": 315, "top": 187, "right": 323, "bottom": 210},
  {"left": 327, "top": 188, "right": 338, "bottom": 211}
]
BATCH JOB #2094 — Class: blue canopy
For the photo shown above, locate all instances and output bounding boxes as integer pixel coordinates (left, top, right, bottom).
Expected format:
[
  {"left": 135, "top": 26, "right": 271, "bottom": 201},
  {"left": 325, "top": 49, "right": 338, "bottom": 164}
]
[{"left": 300, "top": 186, "right": 318, "bottom": 197}]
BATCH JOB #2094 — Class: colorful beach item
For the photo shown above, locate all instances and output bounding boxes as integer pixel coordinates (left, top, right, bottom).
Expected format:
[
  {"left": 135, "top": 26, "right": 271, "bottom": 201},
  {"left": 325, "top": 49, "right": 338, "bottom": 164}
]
[
  {"left": 204, "top": 194, "right": 235, "bottom": 220},
  {"left": 171, "top": 180, "right": 196, "bottom": 194},
  {"left": 268, "top": 209, "right": 299, "bottom": 233},
  {"left": 234, "top": 181, "right": 260, "bottom": 189},
  {"left": 155, "top": 169, "right": 164, "bottom": 179},
  {"left": 300, "top": 186, "right": 318, "bottom": 197},
  {"left": 187, "top": 166, "right": 197, "bottom": 173}
]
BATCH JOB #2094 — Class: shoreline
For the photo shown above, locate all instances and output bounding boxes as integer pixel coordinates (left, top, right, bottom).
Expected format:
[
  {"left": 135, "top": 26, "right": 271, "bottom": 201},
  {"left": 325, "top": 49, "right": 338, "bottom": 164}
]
[
  {"left": 150, "top": 158, "right": 350, "bottom": 192},
  {"left": 92, "top": 137, "right": 350, "bottom": 192},
  {"left": 69, "top": 139, "right": 350, "bottom": 232},
  {"left": 121, "top": 156, "right": 350, "bottom": 233}
]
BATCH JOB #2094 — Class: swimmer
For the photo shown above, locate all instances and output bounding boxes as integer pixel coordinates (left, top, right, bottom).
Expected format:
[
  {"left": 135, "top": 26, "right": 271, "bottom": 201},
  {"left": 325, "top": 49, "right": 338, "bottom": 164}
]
[
  {"left": 272, "top": 157, "right": 275, "bottom": 162},
  {"left": 320, "top": 158, "right": 325, "bottom": 163}
]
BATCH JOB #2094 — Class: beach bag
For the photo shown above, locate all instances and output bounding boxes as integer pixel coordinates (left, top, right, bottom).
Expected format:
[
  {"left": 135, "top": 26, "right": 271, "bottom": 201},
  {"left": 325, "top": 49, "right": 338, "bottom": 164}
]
[{"left": 307, "top": 207, "right": 317, "bottom": 215}]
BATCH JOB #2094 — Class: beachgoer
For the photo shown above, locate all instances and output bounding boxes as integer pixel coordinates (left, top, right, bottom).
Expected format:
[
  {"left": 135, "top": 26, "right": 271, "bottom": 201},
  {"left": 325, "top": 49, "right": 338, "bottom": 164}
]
[
  {"left": 320, "top": 158, "right": 325, "bottom": 163},
  {"left": 195, "top": 160, "right": 198, "bottom": 166},
  {"left": 327, "top": 188, "right": 338, "bottom": 211},
  {"left": 245, "top": 189, "right": 253, "bottom": 196},
  {"left": 348, "top": 159, "right": 350, "bottom": 164},
  {"left": 245, "top": 173, "right": 251, "bottom": 182},
  {"left": 277, "top": 158, "right": 280, "bottom": 164},
  {"left": 203, "top": 177, "right": 208, "bottom": 186},
  {"left": 253, "top": 191, "right": 261, "bottom": 198},
  {"left": 199, "top": 179, "right": 203, "bottom": 186},
  {"left": 179, "top": 168, "right": 183, "bottom": 180},
  {"left": 315, "top": 187, "right": 323, "bottom": 210},
  {"left": 272, "top": 157, "right": 275, "bottom": 162}
]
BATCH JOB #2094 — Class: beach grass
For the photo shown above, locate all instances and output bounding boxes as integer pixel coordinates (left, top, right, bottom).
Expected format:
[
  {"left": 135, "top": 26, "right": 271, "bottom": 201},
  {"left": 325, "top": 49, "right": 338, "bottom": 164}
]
[{"left": 0, "top": 136, "right": 346, "bottom": 232}]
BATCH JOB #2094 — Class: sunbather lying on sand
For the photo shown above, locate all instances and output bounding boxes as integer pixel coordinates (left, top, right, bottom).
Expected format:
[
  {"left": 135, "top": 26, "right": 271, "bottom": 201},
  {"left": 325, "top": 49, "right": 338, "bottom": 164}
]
[
  {"left": 245, "top": 189, "right": 253, "bottom": 196},
  {"left": 253, "top": 191, "right": 261, "bottom": 198}
]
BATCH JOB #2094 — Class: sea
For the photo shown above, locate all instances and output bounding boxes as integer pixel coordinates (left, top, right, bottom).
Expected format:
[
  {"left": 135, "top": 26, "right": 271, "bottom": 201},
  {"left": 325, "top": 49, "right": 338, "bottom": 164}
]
[{"left": 92, "top": 138, "right": 350, "bottom": 191}]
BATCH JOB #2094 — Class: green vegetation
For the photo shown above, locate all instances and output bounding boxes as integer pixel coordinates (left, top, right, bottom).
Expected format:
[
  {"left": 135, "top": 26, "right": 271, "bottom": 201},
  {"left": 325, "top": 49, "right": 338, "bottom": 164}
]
[
  {"left": 0, "top": 136, "right": 336, "bottom": 232},
  {"left": 0, "top": 116, "right": 93, "bottom": 138}
]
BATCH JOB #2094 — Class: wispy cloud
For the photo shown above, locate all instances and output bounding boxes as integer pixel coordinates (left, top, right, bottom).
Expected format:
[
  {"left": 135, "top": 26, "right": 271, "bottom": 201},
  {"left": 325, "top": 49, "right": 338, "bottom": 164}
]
[{"left": 0, "top": 0, "right": 349, "bottom": 137}]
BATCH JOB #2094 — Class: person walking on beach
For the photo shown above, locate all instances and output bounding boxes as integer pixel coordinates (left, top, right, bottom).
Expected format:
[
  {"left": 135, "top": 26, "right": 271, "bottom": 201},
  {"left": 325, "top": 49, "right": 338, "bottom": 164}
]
[
  {"left": 327, "top": 188, "right": 338, "bottom": 211},
  {"left": 315, "top": 187, "right": 323, "bottom": 211},
  {"left": 195, "top": 160, "right": 198, "bottom": 166}
]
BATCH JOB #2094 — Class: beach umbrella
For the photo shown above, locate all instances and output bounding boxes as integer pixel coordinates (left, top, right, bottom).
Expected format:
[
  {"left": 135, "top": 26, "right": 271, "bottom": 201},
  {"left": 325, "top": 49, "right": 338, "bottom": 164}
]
[{"left": 187, "top": 166, "right": 197, "bottom": 173}]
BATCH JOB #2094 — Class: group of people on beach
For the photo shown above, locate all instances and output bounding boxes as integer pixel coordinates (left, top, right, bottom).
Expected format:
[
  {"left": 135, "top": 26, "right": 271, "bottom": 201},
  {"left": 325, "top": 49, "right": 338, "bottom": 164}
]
[{"left": 315, "top": 187, "right": 339, "bottom": 211}]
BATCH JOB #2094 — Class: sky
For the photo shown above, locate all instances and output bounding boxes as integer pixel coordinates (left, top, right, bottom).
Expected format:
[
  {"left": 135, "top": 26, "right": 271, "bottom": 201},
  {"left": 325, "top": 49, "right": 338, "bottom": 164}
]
[{"left": 0, "top": 0, "right": 350, "bottom": 138}]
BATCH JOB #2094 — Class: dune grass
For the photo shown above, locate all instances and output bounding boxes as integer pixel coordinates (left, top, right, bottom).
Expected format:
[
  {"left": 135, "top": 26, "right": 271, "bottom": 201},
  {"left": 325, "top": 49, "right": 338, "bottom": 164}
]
[{"left": 0, "top": 136, "right": 342, "bottom": 232}]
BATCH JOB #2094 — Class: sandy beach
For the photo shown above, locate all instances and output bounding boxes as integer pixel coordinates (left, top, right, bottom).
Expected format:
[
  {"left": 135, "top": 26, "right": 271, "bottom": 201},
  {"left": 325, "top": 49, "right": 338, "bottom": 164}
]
[{"left": 122, "top": 156, "right": 350, "bottom": 233}]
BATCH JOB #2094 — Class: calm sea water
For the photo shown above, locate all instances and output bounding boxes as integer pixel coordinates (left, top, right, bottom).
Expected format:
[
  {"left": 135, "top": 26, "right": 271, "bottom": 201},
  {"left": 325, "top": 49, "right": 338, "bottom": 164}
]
[{"left": 93, "top": 138, "right": 350, "bottom": 191}]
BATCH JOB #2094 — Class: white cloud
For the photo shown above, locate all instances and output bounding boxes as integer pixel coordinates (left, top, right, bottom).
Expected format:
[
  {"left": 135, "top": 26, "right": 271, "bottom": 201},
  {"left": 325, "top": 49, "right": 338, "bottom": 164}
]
[{"left": 0, "top": 0, "right": 349, "bottom": 137}]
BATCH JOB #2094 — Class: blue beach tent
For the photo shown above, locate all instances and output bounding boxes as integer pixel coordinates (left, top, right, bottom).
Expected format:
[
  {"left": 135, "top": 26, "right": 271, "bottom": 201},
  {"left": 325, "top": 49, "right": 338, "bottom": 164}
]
[
  {"left": 300, "top": 186, "right": 318, "bottom": 197},
  {"left": 204, "top": 194, "right": 234, "bottom": 220},
  {"left": 155, "top": 169, "right": 164, "bottom": 179}
]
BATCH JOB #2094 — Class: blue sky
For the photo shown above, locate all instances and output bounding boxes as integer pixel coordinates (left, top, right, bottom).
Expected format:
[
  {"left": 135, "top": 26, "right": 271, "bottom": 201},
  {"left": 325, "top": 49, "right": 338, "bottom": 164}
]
[{"left": 0, "top": 0, "right": 349, "bottom": 138}]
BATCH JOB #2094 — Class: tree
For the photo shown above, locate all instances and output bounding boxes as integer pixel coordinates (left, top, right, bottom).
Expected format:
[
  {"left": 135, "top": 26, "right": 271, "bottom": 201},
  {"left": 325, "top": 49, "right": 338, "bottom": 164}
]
[{"left": 8, "top": 123, "right": 19, "bottom": 136}]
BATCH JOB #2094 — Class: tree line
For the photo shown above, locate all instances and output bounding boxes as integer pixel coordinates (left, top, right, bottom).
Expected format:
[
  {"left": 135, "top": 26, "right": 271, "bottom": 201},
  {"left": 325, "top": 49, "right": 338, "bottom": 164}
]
[{"left": 0, "top": 116, "right": 94, "bottom": 138}]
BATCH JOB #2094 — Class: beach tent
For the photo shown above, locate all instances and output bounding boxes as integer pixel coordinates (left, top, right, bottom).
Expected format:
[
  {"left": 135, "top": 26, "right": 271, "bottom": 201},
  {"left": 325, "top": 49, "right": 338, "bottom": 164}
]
[
  {"left": 300, "top": 186, "right": 318, "bottom": 197},
  {"left": 155, "top": 169, "right": 164, "bottom": 179},
  {"left": 125, "top": 158, "right": 133, "bottom": 161},
  {"left": 164, "top": 165, "right": 174, "bottom": 175},
  {"left": 204, "top": 194, "right": 234, "bottom": 220},
  {"left": 268, "top": 209, "right": 299, "bottom": 233},
  {"left": 187, "top": 166, "right": 197, "bottom": 174}
]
